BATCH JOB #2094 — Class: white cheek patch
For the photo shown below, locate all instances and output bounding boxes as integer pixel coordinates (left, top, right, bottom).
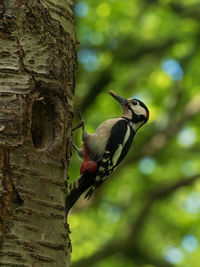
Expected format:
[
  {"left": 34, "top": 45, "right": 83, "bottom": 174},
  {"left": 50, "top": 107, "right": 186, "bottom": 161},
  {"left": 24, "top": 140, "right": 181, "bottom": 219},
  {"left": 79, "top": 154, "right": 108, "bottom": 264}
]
[{"left": 131, "top": 104, "right": 146, "bottom": 117}]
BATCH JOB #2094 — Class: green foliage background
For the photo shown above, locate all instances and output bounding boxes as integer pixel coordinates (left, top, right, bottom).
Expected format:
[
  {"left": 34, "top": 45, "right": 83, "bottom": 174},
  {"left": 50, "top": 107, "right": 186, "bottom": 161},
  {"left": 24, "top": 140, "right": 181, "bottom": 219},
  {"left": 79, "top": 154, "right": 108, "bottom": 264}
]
[{"left": 68, "top": 0, "right": 200, "bottom": 266}]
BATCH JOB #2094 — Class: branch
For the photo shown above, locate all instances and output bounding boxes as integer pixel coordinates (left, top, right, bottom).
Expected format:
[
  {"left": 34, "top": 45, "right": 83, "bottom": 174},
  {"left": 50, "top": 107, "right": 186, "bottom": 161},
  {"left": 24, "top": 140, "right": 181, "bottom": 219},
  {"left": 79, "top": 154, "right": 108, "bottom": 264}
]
[
  {"left": 170, "top": 2, "right": 200, "bottom": 20},
  {"left": 72, "top": 173, "right": 200, "bottom": 267},
  {"left": 141, "top": 0, "right": 200, "bottom": 21},
  {"left": 149, "top": 174, "right": 200, "bottom": 199},
  {"left": 125, "top": 247, "right": 173, "bottom": 267},
  {"left": 130, "top": 173, "right": 200, "bottom": 238},
  {"left": 72, "top": 238, "right": 172, "bottom": 267}
]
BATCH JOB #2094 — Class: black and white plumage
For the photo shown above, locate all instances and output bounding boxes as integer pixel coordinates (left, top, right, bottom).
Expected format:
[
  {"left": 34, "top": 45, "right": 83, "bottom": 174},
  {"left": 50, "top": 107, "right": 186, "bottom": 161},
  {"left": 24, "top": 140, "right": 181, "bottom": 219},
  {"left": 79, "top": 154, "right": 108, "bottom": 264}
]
[
  {"left": 84, "top": 118, "right": 135, "bottom": 199},
  {"left": 66, "top": 90, "right": 149, "bottom": 212}
]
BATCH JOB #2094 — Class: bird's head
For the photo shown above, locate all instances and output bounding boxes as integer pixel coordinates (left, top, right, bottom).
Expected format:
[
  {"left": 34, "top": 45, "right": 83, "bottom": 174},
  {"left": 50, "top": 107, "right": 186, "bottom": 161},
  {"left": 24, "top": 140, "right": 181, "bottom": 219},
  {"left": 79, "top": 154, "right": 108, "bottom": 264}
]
[{"left": 109, "top": 90, "right": 149, "bottom": 131}]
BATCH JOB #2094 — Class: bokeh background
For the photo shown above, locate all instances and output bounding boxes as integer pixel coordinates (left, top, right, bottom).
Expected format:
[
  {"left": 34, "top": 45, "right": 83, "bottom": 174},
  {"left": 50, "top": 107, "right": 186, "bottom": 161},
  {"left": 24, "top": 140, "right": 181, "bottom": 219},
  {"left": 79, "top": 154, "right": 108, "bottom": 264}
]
[{"left": 68, "top": 0, "right": 200, "bottom": 266}]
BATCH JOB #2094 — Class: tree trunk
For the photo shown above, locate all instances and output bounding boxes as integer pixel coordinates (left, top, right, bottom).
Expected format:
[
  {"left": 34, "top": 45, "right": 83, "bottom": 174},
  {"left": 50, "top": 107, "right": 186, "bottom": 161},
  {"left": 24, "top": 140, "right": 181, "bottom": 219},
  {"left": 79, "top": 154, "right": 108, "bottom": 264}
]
[{"left": 0, "top": 0, "right": 76, "bottom": 266}]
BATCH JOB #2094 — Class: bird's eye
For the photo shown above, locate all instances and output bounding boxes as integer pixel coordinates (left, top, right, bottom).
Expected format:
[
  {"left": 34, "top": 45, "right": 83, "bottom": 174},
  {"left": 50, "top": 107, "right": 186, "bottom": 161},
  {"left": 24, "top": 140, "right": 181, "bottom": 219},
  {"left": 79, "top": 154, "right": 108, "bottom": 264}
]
[{"left": 132, "top": 100, "right": 137, "bottom": 105}]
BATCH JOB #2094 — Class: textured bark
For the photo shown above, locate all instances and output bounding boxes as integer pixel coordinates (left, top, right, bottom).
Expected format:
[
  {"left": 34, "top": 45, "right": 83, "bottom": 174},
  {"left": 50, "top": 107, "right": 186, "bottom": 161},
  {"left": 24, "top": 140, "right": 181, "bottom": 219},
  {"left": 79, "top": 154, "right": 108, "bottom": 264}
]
[{"left": 0, "top": 0, "right": 76, "bottom": 266}]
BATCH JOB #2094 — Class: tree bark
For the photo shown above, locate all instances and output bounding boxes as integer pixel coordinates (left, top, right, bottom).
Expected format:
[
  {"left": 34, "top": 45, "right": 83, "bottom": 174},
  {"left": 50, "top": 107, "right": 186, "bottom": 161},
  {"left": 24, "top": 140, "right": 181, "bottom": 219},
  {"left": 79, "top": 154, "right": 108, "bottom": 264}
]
[{"left": 0, "top": 0, "right": 76, "bottom": 266}]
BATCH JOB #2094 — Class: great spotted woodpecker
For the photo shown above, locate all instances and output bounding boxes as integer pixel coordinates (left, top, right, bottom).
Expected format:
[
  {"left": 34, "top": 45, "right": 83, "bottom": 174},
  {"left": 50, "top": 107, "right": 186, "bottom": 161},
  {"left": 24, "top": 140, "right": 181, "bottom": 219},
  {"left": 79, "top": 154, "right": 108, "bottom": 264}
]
[{"left": 66, "top": 90, "right": 149, "bottom": 212}]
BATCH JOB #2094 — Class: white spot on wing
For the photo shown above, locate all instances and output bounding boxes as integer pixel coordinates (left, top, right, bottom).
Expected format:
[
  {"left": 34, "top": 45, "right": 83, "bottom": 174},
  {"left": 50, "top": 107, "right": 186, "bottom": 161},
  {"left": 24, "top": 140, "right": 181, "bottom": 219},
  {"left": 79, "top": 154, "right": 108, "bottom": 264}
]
[
  {"left": 112, "top": 144, "right": 123, "bottom": 166},
  {"left": 111, "top": 124, "right": 131, "bottom": 166},
  {"left": 123, "top": 124, "right": 130, "bottom": 145},
  {"left": 96, "top": 176, "right": 101, "bottom": 181},
  {"left": 99, "top": 166, "right": 105, "bottom": 172}
]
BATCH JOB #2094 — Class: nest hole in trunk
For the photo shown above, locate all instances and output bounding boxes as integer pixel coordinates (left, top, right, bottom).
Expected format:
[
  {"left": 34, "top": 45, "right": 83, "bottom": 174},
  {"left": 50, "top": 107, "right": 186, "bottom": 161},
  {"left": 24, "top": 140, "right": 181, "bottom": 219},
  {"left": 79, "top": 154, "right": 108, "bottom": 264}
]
[{"left": 31, "top": 101, "right": 54, "bottom": 149}]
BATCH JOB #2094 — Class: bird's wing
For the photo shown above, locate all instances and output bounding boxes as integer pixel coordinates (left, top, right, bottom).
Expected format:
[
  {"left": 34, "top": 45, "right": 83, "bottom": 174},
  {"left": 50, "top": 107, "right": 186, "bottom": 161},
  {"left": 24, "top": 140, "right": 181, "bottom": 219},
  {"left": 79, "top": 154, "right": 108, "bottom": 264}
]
[{"left": 85, "top": 119, "right": 135, "bottom": 199}]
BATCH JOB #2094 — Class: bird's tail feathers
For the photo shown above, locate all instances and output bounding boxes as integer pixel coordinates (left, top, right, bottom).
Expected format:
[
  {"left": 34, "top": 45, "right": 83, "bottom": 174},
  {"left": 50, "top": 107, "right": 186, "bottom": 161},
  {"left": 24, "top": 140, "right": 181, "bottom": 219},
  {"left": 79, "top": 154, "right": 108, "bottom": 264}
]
[
  {"left": 84, "top": 187, "right": 95, "bottom": 200},
  {"left": 66, "top": 172, "right": 95, "bottom": 213}
]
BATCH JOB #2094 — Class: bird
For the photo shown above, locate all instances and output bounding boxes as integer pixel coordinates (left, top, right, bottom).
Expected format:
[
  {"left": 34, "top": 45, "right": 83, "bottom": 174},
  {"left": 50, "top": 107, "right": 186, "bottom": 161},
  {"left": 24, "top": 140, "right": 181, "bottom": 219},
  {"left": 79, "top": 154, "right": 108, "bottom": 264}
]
[{"left": 66, "top": 90, "right": 149, "bottom": 212}]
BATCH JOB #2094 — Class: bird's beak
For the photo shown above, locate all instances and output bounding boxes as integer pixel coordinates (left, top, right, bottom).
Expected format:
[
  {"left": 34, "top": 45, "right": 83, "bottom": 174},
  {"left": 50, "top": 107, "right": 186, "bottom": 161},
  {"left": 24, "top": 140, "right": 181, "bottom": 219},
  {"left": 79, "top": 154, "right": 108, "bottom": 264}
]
[{"left": 108, "top": 90, "right": 127, "bottom": 105}]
